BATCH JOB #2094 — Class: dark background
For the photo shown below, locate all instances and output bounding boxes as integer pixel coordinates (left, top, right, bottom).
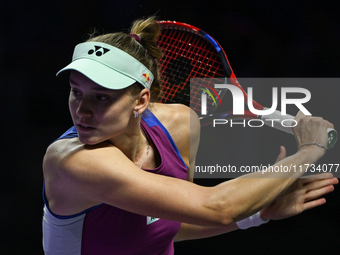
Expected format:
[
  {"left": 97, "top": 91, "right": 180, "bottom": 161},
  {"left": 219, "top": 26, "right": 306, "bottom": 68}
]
[{"left": 1, "top": 0, "right": 339, "bottom": 254}]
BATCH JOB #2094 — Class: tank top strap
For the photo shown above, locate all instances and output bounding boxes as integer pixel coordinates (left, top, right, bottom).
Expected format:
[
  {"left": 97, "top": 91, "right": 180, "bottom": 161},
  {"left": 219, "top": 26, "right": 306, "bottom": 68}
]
[{"left": 141, "top": 109, "right": 187, "bottom": 170}]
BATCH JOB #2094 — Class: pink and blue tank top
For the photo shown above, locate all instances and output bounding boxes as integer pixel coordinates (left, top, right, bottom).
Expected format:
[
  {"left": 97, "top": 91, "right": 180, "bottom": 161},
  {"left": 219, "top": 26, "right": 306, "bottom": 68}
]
[{"left": 42, "top": 109, "right": 188, "bottom": 254}]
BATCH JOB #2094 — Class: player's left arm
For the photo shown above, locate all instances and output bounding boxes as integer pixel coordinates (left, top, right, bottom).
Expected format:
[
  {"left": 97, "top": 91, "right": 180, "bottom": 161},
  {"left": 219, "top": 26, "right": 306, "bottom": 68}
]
[{"left": 172, "top": 112, "right": 338, "bottom": 242}]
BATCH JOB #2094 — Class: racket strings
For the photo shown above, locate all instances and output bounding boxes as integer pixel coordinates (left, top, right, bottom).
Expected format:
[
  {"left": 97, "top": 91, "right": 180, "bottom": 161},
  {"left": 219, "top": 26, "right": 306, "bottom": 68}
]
[
  {"left": 160, "top": 29, "right": 199, "bottom": 103},
  {"left": 158, "top": 30, "right": 190, "bottom": 103},
  {"left": 157, "top": 27, "right": 226, "bottom": 113}
]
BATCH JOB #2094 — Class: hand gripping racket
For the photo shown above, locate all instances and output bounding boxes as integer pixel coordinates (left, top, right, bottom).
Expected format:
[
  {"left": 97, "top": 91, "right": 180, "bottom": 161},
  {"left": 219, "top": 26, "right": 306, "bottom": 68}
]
[{"left": 156, "top": 21, "right": 337, "bottom": 149}]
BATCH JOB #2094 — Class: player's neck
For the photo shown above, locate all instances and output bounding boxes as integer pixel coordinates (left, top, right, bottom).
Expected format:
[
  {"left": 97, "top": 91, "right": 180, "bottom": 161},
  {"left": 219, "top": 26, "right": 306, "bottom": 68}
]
[{"left": 108, "top": 122, "right": 148, "bottom": 164}]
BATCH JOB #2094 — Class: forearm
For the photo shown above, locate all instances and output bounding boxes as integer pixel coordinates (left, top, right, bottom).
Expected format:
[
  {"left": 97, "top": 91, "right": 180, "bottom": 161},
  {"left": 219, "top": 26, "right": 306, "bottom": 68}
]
[
  {"left": 175, "top": 209, "right": 271, "bottom": 241},
  {"left": 205, "top": 147, "right": 323, "bottom": 223},
  {"left": 174, "top": 222, "right": 239, "bottom": 242}
]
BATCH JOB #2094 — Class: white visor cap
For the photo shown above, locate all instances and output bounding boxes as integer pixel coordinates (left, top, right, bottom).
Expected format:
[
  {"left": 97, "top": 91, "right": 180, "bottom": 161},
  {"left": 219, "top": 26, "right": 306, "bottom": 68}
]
[{"left": 57, "top": 42, "right": 153, "bottom": 90}]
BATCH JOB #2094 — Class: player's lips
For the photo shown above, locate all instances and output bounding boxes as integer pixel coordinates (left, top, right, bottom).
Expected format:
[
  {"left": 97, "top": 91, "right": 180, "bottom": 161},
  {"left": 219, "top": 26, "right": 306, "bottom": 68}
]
[{"left": 77, "top": 123, "right": 96, "bottom": 132}]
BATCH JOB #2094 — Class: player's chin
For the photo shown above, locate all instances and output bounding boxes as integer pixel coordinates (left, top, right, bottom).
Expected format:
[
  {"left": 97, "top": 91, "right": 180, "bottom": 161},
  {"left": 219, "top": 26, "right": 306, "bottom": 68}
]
[{"left": 78, "top": 134, "right": 103, "bottom": 146}]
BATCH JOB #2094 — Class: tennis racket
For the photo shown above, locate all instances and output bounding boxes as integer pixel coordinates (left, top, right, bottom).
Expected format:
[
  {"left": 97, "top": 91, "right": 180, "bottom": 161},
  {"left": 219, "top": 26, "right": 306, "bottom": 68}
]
[
  {"left": 157, "top": 21, "right": 338, "bottom": 148},
  {"left": 156, "top": 20, "right": 337, "bottom": 149}
]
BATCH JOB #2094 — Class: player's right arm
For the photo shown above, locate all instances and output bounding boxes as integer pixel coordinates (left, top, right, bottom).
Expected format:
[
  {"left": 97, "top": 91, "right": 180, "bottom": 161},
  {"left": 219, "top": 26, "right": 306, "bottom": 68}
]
[{"left": 43, "top": 112, "right": 331, "bottom": 227}]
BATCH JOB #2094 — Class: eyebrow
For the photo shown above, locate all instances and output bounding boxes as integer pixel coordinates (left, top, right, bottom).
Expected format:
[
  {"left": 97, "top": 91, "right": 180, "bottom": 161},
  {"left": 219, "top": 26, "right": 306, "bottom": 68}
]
[{"left": 69, "top": 78, "right": 79, "bottom": 86}]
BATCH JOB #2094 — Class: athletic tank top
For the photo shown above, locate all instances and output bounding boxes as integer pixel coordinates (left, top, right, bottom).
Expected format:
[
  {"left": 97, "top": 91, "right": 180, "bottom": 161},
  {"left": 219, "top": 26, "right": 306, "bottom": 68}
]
[{"left": 42, "top": 109, "right": 188, "bottom": 255}]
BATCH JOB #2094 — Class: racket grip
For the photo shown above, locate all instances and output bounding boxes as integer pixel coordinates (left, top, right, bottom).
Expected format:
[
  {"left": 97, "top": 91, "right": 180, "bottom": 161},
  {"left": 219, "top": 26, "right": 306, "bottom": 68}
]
[{"left": 260, "top": 110, "right": 337, "bottom": 149}]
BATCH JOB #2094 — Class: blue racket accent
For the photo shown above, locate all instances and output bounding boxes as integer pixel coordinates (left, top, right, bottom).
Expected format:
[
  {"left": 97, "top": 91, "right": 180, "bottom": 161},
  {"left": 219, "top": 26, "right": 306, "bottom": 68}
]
[{"left": 200, "top": 32, "right": 221, "bottom": 52}]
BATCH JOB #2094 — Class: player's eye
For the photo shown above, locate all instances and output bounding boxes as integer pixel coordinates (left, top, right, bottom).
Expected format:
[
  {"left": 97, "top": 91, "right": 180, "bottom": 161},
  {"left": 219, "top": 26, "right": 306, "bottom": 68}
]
[
  {"left": 96, "top": 94, "right": 109, "bottom": 101},
  {"left": 71, "top": 89, "right": 82, "bottom": 96}
]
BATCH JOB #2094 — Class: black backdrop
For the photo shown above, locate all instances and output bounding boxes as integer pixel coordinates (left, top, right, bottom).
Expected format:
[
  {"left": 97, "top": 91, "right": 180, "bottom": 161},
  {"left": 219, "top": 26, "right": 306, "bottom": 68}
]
[{"left": 1, "top": 0, "right": 339, "bottom": 254}]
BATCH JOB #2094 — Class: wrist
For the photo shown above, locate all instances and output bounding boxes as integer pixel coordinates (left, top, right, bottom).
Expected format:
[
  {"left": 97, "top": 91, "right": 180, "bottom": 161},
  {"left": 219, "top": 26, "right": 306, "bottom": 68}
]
[
  {"left": 236, "top": 211, "right": 269, "bottom": 230},
  {"left": 296, "top": 145, "right": 325, "bottom": 163}
]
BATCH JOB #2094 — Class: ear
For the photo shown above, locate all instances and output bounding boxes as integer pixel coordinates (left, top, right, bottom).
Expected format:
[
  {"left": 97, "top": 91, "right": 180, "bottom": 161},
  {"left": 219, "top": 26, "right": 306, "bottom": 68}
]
[{"left": 133, "top": 88, "right": 150, "bottom": 115}]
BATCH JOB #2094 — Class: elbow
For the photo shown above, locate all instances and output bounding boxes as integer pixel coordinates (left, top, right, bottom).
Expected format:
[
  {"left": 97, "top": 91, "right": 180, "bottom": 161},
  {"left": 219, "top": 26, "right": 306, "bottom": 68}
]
[
  {"left": 217, "top": 215, "right": 234, "bottom": 227},
  {"left": 202, "top": 186, "right": 240, "bottom": 227},
  {"left": 202, "top": 200, "right": 236, "bottom": 227},
  {"left": 216, "top": 208, "right": 237, "bottom": 227}
]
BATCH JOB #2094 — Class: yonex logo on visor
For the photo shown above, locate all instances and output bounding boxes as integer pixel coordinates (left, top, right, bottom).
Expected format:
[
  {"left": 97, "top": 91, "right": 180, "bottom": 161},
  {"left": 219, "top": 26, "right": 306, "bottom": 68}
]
[
  {"left": 56, "top": 42, "right": 154, "bottom": 90},
  {"left": 88, "top": 46, "right": 110, "bottom": 56}
]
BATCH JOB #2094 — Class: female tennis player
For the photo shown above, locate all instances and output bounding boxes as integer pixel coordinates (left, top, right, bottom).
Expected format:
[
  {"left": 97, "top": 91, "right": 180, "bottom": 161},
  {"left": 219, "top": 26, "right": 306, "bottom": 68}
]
[{"left": 42, "top": 17, "right": 338, "bottom": 254}]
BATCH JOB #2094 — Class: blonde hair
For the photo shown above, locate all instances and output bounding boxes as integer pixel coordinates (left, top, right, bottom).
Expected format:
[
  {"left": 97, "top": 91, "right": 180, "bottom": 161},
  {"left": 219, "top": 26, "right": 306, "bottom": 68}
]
[{"left": 86, "top": 17, "right": 162, "bottom": 101}]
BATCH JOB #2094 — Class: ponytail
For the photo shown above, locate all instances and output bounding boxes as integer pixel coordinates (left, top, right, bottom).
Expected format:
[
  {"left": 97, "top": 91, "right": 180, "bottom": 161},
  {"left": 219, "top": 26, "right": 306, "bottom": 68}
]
[{"left": 86, "top": 16, "right": 163, "bottom": 101}]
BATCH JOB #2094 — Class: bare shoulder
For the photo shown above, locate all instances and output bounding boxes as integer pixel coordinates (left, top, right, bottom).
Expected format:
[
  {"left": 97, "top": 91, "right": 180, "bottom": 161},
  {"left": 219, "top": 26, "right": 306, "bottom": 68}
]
[
  {"left": 43, "top": 138, "right": 118, "bottom": 215},
  {"left": 43, "top": 138, "right": 122, "bottom": 183},
  {"left": 150, "top": 103, "right": 190, "bottom": 121},
  {"left": 148, "top": 103, "right": 201, "bottom": 169},
  {"left": 43, "top": 138, "right": 80, "bottom": 175},
  {"left": 149, "top": 103, "right": 200, "bottom": 135},
  {"left": 44, "top": 138, "right": 94, "bottom": 173}
]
